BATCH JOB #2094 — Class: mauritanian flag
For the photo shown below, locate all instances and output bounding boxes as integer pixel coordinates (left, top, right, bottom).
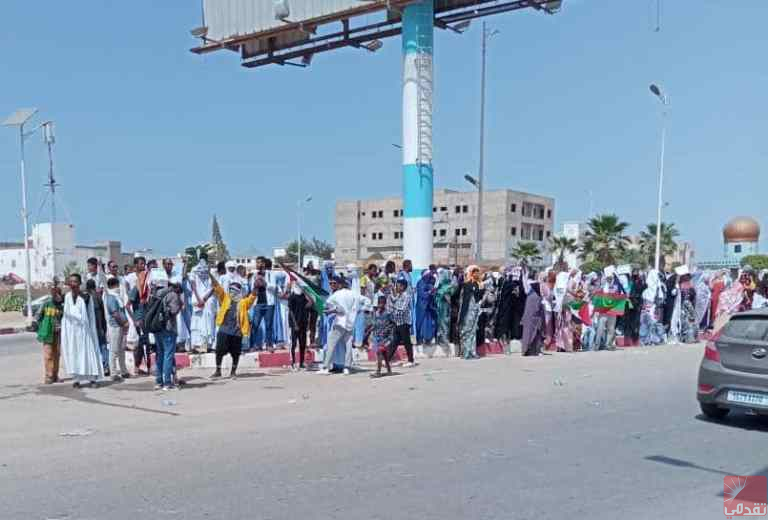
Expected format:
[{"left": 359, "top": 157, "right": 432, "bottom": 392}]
[
  {"left": 568, "top": 300, "right": 593, "bottom": 327},
  {"left": 280, "top": 263, "right": 329, "bottom": 314},
  {"left": 591, "top": 291, "right": 629, "bottom": 316}
]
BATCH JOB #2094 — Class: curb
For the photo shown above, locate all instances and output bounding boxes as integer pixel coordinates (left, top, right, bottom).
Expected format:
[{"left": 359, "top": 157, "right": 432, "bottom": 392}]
[{"left": 0, "top": 327, "right": 29, "bottom": 336}]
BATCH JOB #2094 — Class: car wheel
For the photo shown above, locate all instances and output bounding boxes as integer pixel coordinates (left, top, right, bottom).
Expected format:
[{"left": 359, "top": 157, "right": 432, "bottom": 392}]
[{"left": 700, "top": 403, "right": 729, "bottom": 420}]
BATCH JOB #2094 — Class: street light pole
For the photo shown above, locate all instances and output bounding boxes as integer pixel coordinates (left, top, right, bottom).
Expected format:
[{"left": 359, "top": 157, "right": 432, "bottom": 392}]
[
  {"left": 476, "top": 22, "right": 499, "bottom": 263},
  {"left": 297, "top": 195, "right": 312, "bottom": 269},
  {"left": 18, "top": 124, "right": 33, "bottom": 324},
  {"left": 649, "top": 84, "right": 669, "bottom": 272},
  {"left": 3, "top": 108, "right": 40, "bottom": 326}
]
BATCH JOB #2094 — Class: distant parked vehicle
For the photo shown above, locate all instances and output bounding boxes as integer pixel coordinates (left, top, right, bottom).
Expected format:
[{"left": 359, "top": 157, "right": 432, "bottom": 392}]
[{"left": 697, "top": 309, "right": 768, "bottom": 419}]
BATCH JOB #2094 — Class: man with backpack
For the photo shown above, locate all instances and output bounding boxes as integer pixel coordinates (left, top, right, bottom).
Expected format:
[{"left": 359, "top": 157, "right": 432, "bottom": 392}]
[{"left": 145, "top": 271, "right": 182, "bottom": 390}]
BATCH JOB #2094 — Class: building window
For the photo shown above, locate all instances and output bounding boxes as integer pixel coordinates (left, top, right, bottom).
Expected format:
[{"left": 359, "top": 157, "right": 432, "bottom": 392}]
[
  {"left": 521, "top": 223, "right": 532, "bottom": 240},
  {"left": 440, "top": 206, "right": 447, "bottom": 212},
  {"left": 462, "top": 205, "right": 469, "bottom": 213},
  {"left": 363, "top": 234, "right": 367, "bottom": 238},
  {"left": 735, "top": 244, "right": 742, "bottom": 253},
  {"left": 538, "top": 229, "right": 544, "bottom": 241},
  {"left": 361, "top": 211, "right": 366, "bottom": 217},
  {"left": 371, "top": 212, "right": 376, "bottom": 219},
  {"left": 394, "top": 231, "right": 402, "bottom": 239},
  {"left": 455, "top": 205, "right": 461, "bottom": 214},
  {"left": 371, "top": 234, "right": 377, "bottom": 241},
  {"left": 393, "top": 210, "right": 398, "bottom": 218},
  {"left": 547, "top": 209, "right": 552, "bottom": 219},
  {"left": 379, "top": 232, "right": 384, "bottom": 240},
  {"left": 511, "top": 203, "right": 517, "bottom": 213},
  {"left": 511, "top": 227, "right": 517, "bottom": 236},
  {"left": 461, "top": 228, "right": 467, "bottom": 236},
  {"left": 433, "top": 230, "right": 437, "bottom": 237},
  {"left": 455, "top": 229, "right": 461, "bottom": 237},
  {"left": 433, "top": 207, "right": 437, "bottom": 213},
  {"left": 546, "top": 231, "right": 551, "bottom": 238},
  {"left": 439, "top": 229, "right": 446, "bottom": 237}
]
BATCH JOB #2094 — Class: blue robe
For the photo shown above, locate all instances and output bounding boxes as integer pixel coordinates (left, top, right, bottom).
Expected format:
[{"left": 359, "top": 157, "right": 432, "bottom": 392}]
[
  {"left": 318, "top": 266, "right": 335, "bottom": 347},
  {"left": 415, "top": 275, "right": 437, "bottom": 344}
]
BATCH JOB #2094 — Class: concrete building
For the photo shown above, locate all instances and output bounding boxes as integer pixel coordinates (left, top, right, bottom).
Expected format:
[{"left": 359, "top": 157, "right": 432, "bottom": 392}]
[
  {"left": 0, "top": 223, "right": 133, "bottom": 286},
  {"left": 335, "top": 189, "right": 555, "bottom": 266}
]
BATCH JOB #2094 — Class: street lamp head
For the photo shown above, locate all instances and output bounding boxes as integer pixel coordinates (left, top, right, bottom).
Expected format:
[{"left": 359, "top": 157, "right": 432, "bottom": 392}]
[
  {"left": 361, "top": 40, "right": 383, "bottom": 52},
  {"left": 2, "top": 108, "right": 38, "bottom": 127},
  {"left": 464, "top": 174, "right": 479, "bottom": 187},
  {"left": 42, "top": 121, "right": 55, "bottom": 145},
  {"left": 452, "top": 20, "right": 471, "bottom": 33},
  {"left": 190, "top": 26, "right": 209, "bottom": 38},
  {"left": 649, "top": 83, "right": 669, "bottom": 105},
  {"left": 305, "top": 195, "right": 313, "bottom": 203}
]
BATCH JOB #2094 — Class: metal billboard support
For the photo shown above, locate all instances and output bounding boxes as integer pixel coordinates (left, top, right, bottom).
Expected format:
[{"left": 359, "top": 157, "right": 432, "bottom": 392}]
[{"left": 401, "top": 0, "right": 434, "bottom": 270}]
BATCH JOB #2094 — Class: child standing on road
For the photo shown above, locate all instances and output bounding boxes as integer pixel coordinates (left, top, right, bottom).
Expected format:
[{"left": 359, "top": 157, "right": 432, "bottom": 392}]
[
  {"left": 369, "top": 295, "right": 396, "bottom": 378},
  {"left": 37, "top": 282, "right": 64, "bottom": 384}
]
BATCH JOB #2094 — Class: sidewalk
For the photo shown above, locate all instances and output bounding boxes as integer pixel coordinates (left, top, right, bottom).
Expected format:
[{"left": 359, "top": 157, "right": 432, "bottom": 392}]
[{"left": 0, "top": 311, "right": 28, "bottom": 335}]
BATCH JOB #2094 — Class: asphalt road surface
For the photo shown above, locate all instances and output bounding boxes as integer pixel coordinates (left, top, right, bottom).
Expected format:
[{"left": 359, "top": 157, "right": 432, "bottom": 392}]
[{"left": 1, "top": 336, "right": 765, "bottom": 520}]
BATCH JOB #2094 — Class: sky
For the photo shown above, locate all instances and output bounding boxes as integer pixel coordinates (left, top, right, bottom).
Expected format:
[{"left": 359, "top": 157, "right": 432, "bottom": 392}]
[{"left": 1, "top": 1, "right": 766, "bottom": 261}]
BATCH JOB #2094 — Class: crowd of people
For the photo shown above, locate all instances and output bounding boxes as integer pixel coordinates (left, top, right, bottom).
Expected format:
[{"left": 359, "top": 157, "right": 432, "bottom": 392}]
[{"left": 34, "top": 253, "right": 768, "bottom": 389}]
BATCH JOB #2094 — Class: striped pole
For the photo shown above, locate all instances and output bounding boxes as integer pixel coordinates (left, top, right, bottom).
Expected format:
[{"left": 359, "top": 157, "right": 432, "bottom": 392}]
[{"left": 402, "top": 0, "right": 434, "bottom": 271}]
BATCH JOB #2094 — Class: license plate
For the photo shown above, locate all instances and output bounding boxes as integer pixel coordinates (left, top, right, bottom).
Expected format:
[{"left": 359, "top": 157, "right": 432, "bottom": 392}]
[{"left": 727, "top": 390, "right": 768, "bottom": 406}]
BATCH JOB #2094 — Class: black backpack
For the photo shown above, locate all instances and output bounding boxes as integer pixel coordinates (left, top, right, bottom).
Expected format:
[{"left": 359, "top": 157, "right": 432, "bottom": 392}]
[{"left": 144, "top": 293, "right": 167, "bottom": 334}]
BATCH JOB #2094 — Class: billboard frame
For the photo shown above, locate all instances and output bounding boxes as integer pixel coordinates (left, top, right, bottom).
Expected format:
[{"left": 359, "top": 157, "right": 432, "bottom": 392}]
[{"left": 191, "top": 0, "right": 561, "bottom": 69}]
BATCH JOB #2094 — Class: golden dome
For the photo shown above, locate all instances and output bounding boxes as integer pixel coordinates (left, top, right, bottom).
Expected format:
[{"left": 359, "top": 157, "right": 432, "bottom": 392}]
[{"left": 723, "top": 216, "right": 760, "bottom": 242}]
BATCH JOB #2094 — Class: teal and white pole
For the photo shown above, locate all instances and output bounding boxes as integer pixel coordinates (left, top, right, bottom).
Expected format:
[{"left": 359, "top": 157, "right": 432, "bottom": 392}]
[{"left": 401, "top": 0, "right": 434, "bottom": 271}]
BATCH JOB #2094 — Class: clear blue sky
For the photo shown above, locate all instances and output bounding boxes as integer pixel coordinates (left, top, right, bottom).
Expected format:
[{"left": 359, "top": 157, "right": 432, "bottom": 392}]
[{"left": 1, "top": 1, "right": 766, "bottom": 261}]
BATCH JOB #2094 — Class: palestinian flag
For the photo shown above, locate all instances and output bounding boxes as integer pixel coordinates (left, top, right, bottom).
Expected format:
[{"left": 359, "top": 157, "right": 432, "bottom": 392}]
[
  {"left": 280, "top": 263, "right": 329, "bottom": 314},
  {"left": 568, "top": 300, "right": 592, "bottom": 326},
  {"left": 591, "top": 291, "right": 629, "bottom": 317}
]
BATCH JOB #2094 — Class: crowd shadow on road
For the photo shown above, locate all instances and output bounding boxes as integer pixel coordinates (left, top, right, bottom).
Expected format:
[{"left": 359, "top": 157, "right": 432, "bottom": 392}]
[{"left": 36, "top": 383, "right": 180, "bottom": 416}]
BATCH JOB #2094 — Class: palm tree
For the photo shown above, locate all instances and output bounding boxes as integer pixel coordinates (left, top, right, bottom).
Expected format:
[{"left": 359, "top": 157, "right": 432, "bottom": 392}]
[
  {"left": 638, "top": 222, "right": 679, "bottom": 266},
  {"left": 579, "top": 214, "right": 630, "bottom": 265},
  {"left": 510, "top": 242, "right": 543, "bottom": 267},
  {"left": 548, "top": 236, "right": 578, "bottom": 269}
]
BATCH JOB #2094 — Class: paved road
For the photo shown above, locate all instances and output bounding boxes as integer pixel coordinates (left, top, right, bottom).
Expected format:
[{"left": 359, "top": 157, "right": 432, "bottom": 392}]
[{"left": 1, "top": 338, "right": 765, "bottom": 520}]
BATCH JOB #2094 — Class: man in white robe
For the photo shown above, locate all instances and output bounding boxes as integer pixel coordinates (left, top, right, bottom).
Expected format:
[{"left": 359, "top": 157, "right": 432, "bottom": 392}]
[
  {"left": 61, "top": 273, "right": 104, "bottom": 387},
  {"left": 190, "top": 258, "right": 217, "bottom": 353}
]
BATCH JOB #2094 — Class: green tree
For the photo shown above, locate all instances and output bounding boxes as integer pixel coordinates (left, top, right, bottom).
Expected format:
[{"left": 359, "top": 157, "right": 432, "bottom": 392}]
[
  {"left": 619, "top": 247, "right": 647, "bottom": 268},
  {"left": 282, "top": 237, "right": 335, "bottom": 263},
  {"left": 579, "top": 214, "right": 630, "bottom": 265},
  {"left": 741, "top": 254, "right": 768, "bottom": 270},
  {"left": 184, "top": 243, "right": 213, "bottom": 267},
  {"left": 62, "top": 261, "right": 82, "bottom": 279},
  {"left": 510, "top": 242, "right": 543, "bottom": 267},
  {"left": 579, "top": 259, "right": 604, "bottom": 275},
  {"left": 638, "top": 222, "right": 679, "bottom": 267},
  {"left": 548, "top": 236, "right": 578, "bottom": 270},
  {"left": 210, "top": 215, "right": 230, "bottom": 265}
]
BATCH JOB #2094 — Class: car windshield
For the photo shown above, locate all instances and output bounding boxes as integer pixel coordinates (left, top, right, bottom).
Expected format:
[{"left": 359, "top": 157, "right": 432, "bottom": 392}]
[{"left": 722, "top": 317, "right": 768, "bottom": 342}]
